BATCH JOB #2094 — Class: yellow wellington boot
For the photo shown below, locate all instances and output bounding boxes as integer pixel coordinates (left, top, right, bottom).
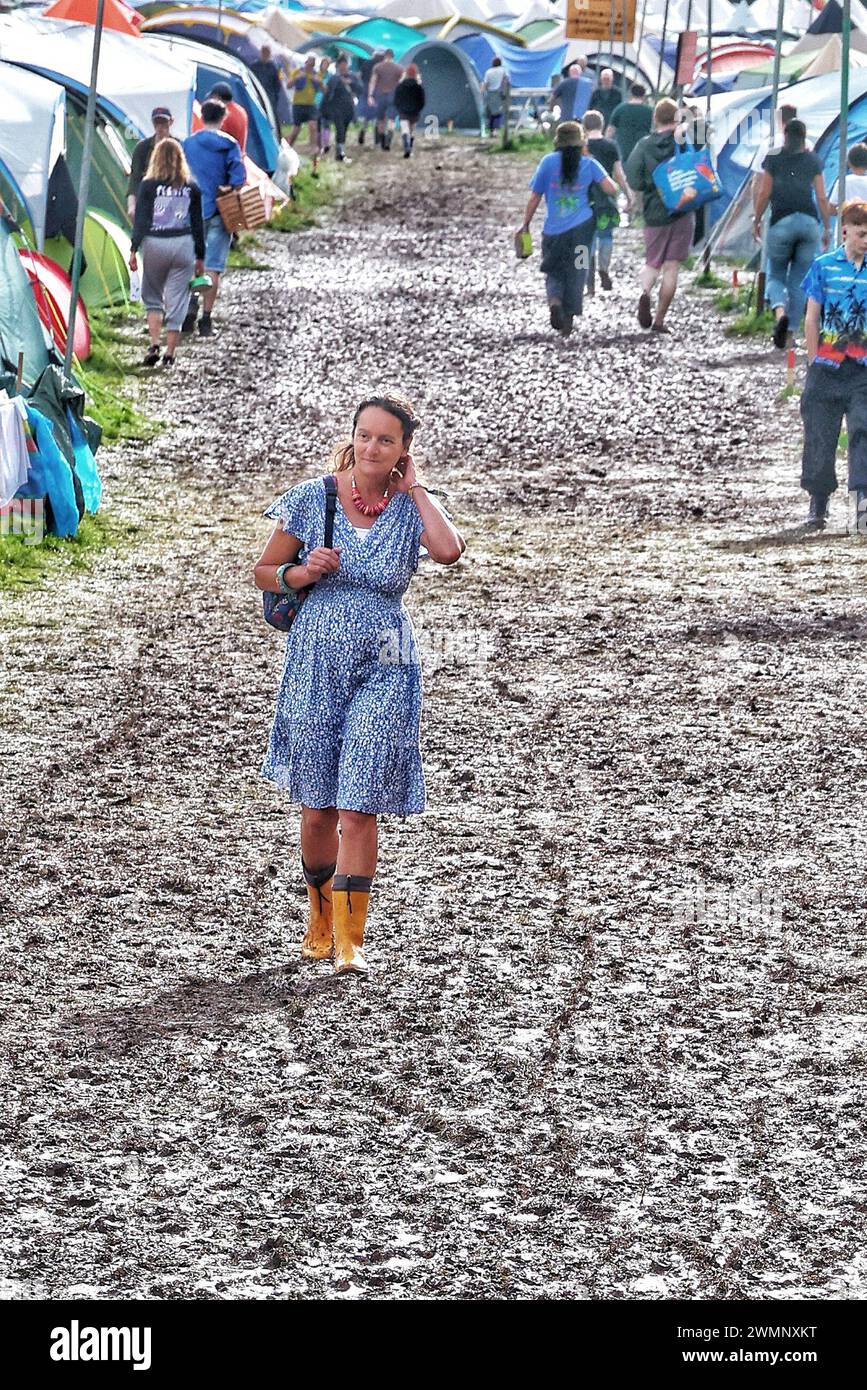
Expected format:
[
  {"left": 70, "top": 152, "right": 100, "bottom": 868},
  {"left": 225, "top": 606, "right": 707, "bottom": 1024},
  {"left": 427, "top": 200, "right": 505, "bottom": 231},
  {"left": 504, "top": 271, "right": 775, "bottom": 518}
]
[
  {"left": 332, "top": 874, "right": 371, "bottom": 975},
  {"left": 301, "top": 860, "right": 336, "bottom": 960}
]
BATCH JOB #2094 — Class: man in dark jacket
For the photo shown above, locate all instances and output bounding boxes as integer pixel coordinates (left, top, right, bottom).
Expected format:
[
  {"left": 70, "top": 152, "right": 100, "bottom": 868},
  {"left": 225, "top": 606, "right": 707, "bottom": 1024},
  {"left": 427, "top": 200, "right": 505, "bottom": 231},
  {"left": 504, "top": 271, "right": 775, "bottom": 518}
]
[
  {"left": 625, "top": 98, "right": 695, "bottom": 335},
  {"left": 127, "top": 107, "right": 173, "bottom": 219},
  {"left": 250, "top": 45, "right": 284, "bottom": 132},
  {"left": 588, "top": 69, "right": 620, "bottom": 128},
  {"left": 320, "top": 56, "right": 360, "bottom": 163}
]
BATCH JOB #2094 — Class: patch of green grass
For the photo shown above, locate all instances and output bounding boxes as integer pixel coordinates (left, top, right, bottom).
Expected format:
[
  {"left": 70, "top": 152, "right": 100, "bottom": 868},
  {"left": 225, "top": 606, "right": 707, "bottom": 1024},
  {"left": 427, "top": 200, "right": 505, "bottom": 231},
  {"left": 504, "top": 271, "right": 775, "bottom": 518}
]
[
  {"left": 77, "top": 308, "right": 161, "bottom": 443},
  {"left": 693, "top": 266, "right": 727, "bottom": 289},
  {"left": 0, "top": 511, "right": 139, "bottom": 594},
  {"left": 777, "top": 383, "right": 803, "bottom": 401},
  {"left": 228, "top": 231, "right": 270, "bottom": 270},
  {"left": 491, "top": 129, "right": 552, "bottom": 156},
  {"left": 839, "top": 430, "right": 848, "bottom": 456},
  {"left": 712, "top": 282, "right": 774, "bottom": 336},
  {"left": 270, "top": 162, "right": 344, "bottom": 232}
]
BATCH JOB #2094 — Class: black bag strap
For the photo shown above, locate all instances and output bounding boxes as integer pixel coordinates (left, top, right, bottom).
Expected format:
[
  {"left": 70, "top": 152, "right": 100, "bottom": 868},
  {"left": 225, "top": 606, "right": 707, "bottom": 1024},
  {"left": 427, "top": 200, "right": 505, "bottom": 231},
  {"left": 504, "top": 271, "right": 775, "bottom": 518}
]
[{"left": 323, "top": 474, "right": 337, "bottom": 549}]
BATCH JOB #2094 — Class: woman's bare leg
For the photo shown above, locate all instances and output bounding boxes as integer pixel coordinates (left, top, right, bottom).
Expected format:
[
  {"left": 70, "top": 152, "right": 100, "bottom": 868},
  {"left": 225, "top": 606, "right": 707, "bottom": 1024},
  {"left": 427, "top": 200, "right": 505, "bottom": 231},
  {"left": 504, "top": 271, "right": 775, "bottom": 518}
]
[{"left": 335, "top": 810, "right": 377, "bottom": 876}]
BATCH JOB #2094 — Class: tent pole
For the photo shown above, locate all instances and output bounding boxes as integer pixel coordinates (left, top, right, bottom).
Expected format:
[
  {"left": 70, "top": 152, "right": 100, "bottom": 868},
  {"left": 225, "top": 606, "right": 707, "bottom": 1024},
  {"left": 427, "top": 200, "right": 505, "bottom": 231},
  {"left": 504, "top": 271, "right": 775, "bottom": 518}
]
[
  {"left": 705, "top": 0, "right": 712, "bottom": 125},
  {"left": 621, "top": 0, "right": 628, "bottom": 99},
  {"left": 63, "top": 0, "right": 106, "bottom": 380},
  {"left": 636, "top": 0, "right": 650, "bottom": 89},
  {"left": 768, "top": 0, "right": 786, "bottom": 141},
  {"left": 838, "top": 0, "right": 852, "bottom": 245},
  {"left": 657, "top": 0, "right": 671, "bottom": 95}
]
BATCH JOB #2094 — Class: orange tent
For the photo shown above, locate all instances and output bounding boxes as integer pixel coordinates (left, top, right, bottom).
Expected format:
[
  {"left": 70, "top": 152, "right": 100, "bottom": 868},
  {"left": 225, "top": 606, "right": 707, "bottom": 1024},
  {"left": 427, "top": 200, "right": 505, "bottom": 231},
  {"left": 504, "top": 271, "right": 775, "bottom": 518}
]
[{"left": 42, "top": 0, "right": 143, "bottom": 36}]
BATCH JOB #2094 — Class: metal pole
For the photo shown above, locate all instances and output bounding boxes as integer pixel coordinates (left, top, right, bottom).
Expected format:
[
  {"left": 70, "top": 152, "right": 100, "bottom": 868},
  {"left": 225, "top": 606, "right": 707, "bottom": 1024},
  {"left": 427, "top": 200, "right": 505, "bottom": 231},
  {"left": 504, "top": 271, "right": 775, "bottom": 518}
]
[
  {"left": 636, "top": 0, "right": 650, "bottom": 89},
  {"left": 657, "top": 0, "right": 671, "bottom": 96},
  {"left": 64, "top": 0, "right": 106, "bottom": 379},
  {"left": 838, "top": 0, "right": 852, "bottom": 244},
  {"left": 679, "top": 0, "right": 694, "bottom": 100},
  {"left": 768, "top": 0, "right": 786, "bottom": 143},
  {"left": 705, "top": 0, "right": 712, "bottom": 129},
  {"left": 621, "top": 0, "right": 628, "bottom": 99}
]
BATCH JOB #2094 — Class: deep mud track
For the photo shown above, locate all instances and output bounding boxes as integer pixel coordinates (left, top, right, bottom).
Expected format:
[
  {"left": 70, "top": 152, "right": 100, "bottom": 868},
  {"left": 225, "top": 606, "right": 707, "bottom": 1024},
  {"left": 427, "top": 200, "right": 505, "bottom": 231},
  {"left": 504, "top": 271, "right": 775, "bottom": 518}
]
[{"left": 1, "top": 143, "right": 865, "bottom": 1300}]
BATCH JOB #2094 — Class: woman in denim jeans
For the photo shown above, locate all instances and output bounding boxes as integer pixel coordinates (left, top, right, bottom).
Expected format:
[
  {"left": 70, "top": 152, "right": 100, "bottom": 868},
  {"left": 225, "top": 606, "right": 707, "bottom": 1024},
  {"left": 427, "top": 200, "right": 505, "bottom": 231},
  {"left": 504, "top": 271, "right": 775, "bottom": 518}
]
[{"left": 753, "top": 119, "right": 831, "bottom": 349}]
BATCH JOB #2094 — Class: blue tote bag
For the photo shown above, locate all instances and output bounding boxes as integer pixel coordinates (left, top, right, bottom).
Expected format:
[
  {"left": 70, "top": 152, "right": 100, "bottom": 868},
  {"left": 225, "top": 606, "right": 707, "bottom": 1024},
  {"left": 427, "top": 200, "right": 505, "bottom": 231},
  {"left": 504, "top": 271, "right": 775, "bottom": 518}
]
[{"left": 652, "top": 142, "right": 722, "bottom": 214}]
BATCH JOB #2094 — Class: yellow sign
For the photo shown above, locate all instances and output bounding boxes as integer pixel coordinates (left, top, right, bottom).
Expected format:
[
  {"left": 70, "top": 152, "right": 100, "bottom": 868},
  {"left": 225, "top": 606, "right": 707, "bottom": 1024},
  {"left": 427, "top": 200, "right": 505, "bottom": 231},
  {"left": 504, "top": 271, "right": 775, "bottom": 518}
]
[{"left": 565, "top": 0, "right": 636, "bottom": 43}]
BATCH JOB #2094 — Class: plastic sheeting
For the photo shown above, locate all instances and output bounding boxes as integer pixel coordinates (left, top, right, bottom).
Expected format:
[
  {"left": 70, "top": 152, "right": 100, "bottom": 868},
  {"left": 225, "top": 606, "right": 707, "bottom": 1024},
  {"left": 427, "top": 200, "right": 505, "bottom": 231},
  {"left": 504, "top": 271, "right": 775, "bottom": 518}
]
[{"left": 455, "top": 34, "right": 566, "bottom": 86}]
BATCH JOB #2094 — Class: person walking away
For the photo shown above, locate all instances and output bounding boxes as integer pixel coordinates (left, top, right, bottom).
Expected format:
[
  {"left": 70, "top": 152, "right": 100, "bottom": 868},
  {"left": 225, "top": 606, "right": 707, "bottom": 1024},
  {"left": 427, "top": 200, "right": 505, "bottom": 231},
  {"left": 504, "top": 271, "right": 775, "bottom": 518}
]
[
  {"left": 287, "top": 56, "right": 325, "bottom": 171},
  {"left": 254, "top": 394, "right": 465, "bottom": 975},
  {"left": 828, "top": 144, "right": 867, "bottom": 231},
  {"left": 315, "top": 58, "right": 333, "bottom": 161},
  {"left": 751, "top": 103, "right": 797, "bottom": 218},
  {"left": 550, "top": 63, "right": 590, "bottom": 125},
  {"left": 753, "top": 119, "right": 830, "bottom": 349},
  {"left": 129, "top": 138, "right": 205, "bottom": 367},
  {"left": 517, "top": 121, "right": 618, "bottom": 337},
  {"left": 481, "top": 57, "right": 509, "bottom": 136},
  {"left": 356, "top": 49, "right": 384, "bottom": 146},
  {"left": 609, "top": 84, "right": 652, "bottom": 163},
  {"left": 321, "top": 56, "right": 359, "bottom": 164},
  {"left": 369, "top": 49, "right": 404, "bottom": 151},
  {"left": 127, "top": 107, "right": 173, "bottom": 219},
  {"left": 799, "top": 201, "right": 867, "bottom": 529},
  {"left": 583, "top": 109, "right": 632, "bottom": 292},
  {"left": 394, "top": 65, "right": 425, "bottom": 159},
  {"left": 207, "top": 82, "right": 248, "bottom": 158},
  {"left": 588, "top": 68, "right": 620, "bottom": 129},
  {"left": 183, "top": 99, "right": 246, "bottom": 338},
  {"left": 250, "top": 45, "right": 284, "bottom": 134},
  {"left": 625, "top": 98, "right": 696, "bottom": 335}
]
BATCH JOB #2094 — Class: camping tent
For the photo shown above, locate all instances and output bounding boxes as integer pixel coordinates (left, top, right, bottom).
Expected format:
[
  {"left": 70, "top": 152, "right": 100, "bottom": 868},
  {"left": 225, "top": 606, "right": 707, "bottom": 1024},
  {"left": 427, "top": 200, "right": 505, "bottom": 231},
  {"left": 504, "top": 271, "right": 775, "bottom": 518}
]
[
  {"left": 0, "top": 222, "right": 51, "bottom": 388},
  {"left": 0, "top": 63, "right": 66, "bottom": 250},
  {"left": 142, "top": 31, "right": 280, "bottom": 169},
  {"left": 0, "top": 14, "right": 196, "bottom": 137},
  {"left": 43, "top": 0, "right": 143, "bottom": 35},
  {"left": 339, "top": 17, "right": 422, "bottom": 57},
  {"left": 399, "top": 40, "right": 484, "bottom": 127},
  {"left": 45, "top": 210, "right": 131, "bottom": 310}
]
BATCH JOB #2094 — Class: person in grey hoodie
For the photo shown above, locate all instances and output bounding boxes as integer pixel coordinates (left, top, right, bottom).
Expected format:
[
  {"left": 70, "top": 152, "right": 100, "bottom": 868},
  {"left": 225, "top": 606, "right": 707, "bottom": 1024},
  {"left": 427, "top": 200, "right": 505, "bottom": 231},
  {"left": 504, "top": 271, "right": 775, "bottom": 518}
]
[
  {"left": 183, "top": 99, "right": 246, "bottom": 337},
  {"left": 625, "top": 98, "right": 695, "bottom": 335}
]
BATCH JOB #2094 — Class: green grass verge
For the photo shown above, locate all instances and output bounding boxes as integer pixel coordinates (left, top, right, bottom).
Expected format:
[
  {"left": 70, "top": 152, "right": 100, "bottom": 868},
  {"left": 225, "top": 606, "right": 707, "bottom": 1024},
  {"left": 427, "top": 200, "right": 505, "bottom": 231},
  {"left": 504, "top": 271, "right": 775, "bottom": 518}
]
[
  {"left": 270, "top": 161, "right": 345, "bottom": 232},
  {"left": 0, "top": 510, "right": 139, "bottom": 594},
  {"left": 228, "top": 231, "right": 270, "bottom": 270},
  {"left": 77, "top": 307, "right": 161, "bottom": 444},
  {"left": 490, "top": 130, "right": 552, "bottom": 156},
  {"left": 713, "top": 283, "right": 774, "bottom": 337}
]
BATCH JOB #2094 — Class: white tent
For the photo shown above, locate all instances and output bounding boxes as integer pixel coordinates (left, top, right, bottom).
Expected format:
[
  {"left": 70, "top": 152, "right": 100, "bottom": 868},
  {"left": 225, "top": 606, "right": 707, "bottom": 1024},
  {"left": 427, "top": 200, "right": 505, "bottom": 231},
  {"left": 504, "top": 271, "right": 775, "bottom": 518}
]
[
  {"left": 798, "top": 30, "right": 867, "bottom": 77},
  {"left": 0, "top": 15, "right": 196, "bottom": 138},
  {"left": 0, "top": 61, "right": 66, "bottom": 250},
  {"left": 259, "top": 7, "right": 311, "bottom": 53}
]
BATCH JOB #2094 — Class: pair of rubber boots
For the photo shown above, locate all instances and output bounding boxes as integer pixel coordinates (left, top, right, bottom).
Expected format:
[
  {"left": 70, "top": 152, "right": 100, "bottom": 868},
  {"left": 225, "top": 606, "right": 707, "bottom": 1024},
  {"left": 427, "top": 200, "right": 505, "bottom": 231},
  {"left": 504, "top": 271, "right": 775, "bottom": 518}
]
[{"left": 301, "top": 861, "right": 369, "bottom": 974}]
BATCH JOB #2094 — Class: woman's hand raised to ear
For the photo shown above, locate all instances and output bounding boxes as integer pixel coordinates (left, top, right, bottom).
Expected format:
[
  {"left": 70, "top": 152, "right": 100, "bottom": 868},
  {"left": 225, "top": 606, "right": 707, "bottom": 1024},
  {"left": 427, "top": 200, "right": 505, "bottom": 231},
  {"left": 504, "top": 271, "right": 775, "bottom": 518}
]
[{"left": 390, "top": 453, "right": 418, "bottom": 493}]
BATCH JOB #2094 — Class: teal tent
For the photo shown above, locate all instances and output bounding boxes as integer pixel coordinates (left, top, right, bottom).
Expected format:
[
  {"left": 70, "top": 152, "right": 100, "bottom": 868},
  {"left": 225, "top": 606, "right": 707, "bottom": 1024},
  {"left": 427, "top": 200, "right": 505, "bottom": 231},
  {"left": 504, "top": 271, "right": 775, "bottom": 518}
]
[
  {"left": 0, "top": 222, "right": 50, "bottom": 387},
  {"left": 340, "top": 19, "right": 423, "bottom": 59}
]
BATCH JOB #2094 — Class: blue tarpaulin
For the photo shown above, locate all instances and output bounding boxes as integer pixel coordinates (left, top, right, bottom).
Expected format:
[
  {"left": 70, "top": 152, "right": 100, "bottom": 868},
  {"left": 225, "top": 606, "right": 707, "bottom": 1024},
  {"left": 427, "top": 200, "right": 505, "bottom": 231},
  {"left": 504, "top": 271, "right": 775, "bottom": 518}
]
[{"left": 455, "top": 34, "right": 566, "bottom": 88}]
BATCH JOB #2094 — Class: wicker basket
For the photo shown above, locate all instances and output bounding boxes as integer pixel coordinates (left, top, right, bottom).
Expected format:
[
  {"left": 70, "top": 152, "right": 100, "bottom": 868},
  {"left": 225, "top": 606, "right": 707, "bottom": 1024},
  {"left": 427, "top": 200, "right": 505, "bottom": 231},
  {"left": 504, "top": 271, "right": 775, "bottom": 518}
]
[{"left": 216, "top": 184, "right": 268, "bottom": 233}]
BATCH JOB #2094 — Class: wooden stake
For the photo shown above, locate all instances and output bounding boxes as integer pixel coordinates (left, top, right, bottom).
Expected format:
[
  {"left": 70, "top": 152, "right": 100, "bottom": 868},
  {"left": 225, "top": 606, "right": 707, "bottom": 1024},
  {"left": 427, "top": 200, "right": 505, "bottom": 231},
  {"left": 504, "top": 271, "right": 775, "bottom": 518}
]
[{"left": 15, "top": 352, "right": 24, "bottom": 394}]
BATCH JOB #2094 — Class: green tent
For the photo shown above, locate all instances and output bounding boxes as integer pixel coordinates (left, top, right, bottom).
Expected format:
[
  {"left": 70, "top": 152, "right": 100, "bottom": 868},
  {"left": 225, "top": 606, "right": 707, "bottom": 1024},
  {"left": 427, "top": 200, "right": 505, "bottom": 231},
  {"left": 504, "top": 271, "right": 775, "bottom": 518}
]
[
  {"left": 64, "top": 93, "right": 132, "bottom": 232},
  {"left": 45, "top": 210, "right": 130, "bottom": 310}
]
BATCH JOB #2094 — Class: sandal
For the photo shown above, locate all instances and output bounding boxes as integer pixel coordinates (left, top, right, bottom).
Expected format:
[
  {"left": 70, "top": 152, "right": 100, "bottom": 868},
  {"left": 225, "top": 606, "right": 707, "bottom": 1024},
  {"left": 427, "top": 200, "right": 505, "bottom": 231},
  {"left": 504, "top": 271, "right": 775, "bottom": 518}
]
[
  {"left": 143, "top": 344, "right": 161, "bottom": 367},
  {"left": 162, "top": 354, "right": 176, "bottom": 367}
]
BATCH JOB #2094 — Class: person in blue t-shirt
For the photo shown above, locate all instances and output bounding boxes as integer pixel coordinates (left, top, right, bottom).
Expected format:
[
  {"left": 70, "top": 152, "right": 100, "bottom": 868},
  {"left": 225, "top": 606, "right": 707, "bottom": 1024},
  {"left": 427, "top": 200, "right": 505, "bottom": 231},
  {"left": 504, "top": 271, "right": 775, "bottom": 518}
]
[{"left": 517, "top": 122, "right": 618, "bottom": 335}]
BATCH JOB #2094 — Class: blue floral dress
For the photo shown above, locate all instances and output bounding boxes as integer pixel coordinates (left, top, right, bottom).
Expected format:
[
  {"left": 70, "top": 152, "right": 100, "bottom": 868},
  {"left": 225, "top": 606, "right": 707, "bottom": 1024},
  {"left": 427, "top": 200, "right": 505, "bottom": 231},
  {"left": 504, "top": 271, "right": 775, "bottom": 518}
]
[{"left": 261, "top": 477, "right": 427, "bottom": 814}]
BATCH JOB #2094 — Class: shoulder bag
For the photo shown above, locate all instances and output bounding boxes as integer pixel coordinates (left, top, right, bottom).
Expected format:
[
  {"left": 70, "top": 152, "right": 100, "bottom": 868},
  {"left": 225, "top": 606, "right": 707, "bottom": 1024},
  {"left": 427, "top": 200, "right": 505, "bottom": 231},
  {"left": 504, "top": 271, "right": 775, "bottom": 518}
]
[{"left": 263, "top": 474, "right": 337, "bottom": 633}]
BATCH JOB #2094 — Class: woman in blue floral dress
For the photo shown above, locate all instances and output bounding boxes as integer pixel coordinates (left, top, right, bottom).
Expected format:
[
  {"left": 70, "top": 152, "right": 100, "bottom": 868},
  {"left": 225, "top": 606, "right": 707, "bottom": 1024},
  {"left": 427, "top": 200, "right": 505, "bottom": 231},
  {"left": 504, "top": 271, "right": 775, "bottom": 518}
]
[{"left": 254, "top": 394, "right": 465, "bottom": 975}]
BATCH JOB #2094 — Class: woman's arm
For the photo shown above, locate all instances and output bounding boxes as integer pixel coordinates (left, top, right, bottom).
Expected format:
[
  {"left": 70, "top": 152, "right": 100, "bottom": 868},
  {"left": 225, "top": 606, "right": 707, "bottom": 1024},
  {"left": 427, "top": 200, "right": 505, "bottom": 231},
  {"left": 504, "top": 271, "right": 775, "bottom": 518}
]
[
  {"left": 519, "top": 190, "right": 542, "bottom": 232},
  {"left": 253, "top": 527, "right": 340, "bottom": 592},
  {"left": 752, "top": 170, "right": 772, "bottom": 231},
  {"left": 414, "top": 488, "right": 465, "bottom": 565},
  {"left": 612, "top": 158, "right": 632, "bottom": 204},
  {"left": 129, "top": 181, "right": 153, "bottom": 255},
  {"left": 600, "top": 175, "right": 619, "bottom": 198}
]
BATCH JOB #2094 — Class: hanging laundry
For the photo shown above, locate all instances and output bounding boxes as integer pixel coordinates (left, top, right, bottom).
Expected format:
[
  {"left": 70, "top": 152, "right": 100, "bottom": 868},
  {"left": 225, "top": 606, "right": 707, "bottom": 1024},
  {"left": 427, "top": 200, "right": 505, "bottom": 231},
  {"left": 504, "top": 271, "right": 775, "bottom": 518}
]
[
  {"left": 67, "top": 412, "right": 102, "bottom": 514},
  {"left": 0, "top": 392, "right": 29, "bottom": 507},
  {"left": 15, "top": 403, "right": 80, "bottom": 538}
]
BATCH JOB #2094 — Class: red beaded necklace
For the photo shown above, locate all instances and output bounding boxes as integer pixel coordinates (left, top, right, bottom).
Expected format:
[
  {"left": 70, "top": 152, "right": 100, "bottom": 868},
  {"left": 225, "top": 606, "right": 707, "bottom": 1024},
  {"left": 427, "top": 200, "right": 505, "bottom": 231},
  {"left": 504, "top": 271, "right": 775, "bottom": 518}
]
[{"left": 351, "top": 472, "right": 390, "bottom": 518}]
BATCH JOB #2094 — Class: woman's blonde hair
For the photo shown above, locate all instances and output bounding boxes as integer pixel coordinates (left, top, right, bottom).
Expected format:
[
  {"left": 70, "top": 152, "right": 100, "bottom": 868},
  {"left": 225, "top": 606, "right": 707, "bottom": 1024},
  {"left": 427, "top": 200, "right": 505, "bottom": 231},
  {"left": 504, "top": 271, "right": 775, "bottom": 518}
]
[
  {"left": 330, "top": 393, "right": 421, "bottom": 472},
  {"left": 144, "top": 137, "right": 191, "bottom": 187}
]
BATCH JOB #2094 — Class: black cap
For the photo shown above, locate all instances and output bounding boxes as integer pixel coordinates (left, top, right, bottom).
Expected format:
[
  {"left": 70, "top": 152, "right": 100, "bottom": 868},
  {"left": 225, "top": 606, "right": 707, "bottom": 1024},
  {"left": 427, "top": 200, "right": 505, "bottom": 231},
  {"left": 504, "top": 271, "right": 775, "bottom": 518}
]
[{"left": 151, "top": 106, "right": 173, "bottom": 122}]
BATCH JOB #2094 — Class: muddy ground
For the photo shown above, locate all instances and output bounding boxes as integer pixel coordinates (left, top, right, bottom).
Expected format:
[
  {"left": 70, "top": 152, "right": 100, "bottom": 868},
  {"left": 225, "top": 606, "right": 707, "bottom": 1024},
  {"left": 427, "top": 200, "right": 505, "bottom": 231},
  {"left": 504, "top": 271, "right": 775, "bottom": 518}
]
[{"left": 1, "top": 140, "right": 865, "bottom": 1301}]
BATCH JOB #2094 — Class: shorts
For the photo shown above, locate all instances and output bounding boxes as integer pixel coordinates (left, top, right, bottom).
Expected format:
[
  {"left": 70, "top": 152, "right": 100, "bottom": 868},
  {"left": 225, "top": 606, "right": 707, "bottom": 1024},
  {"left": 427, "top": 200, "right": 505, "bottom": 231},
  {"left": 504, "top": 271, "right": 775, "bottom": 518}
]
[
  {"left": 375, "top": 93, "right": 397, "bottom": 121},
  {"left": 643, "top": 213, "right": 696, "bottom": 269},
  {"left": 204, "top": 214, "right": 232, "bottom": 274},
  {"left": 292, "top": 104, "right": 317, "bottom": 126}
]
